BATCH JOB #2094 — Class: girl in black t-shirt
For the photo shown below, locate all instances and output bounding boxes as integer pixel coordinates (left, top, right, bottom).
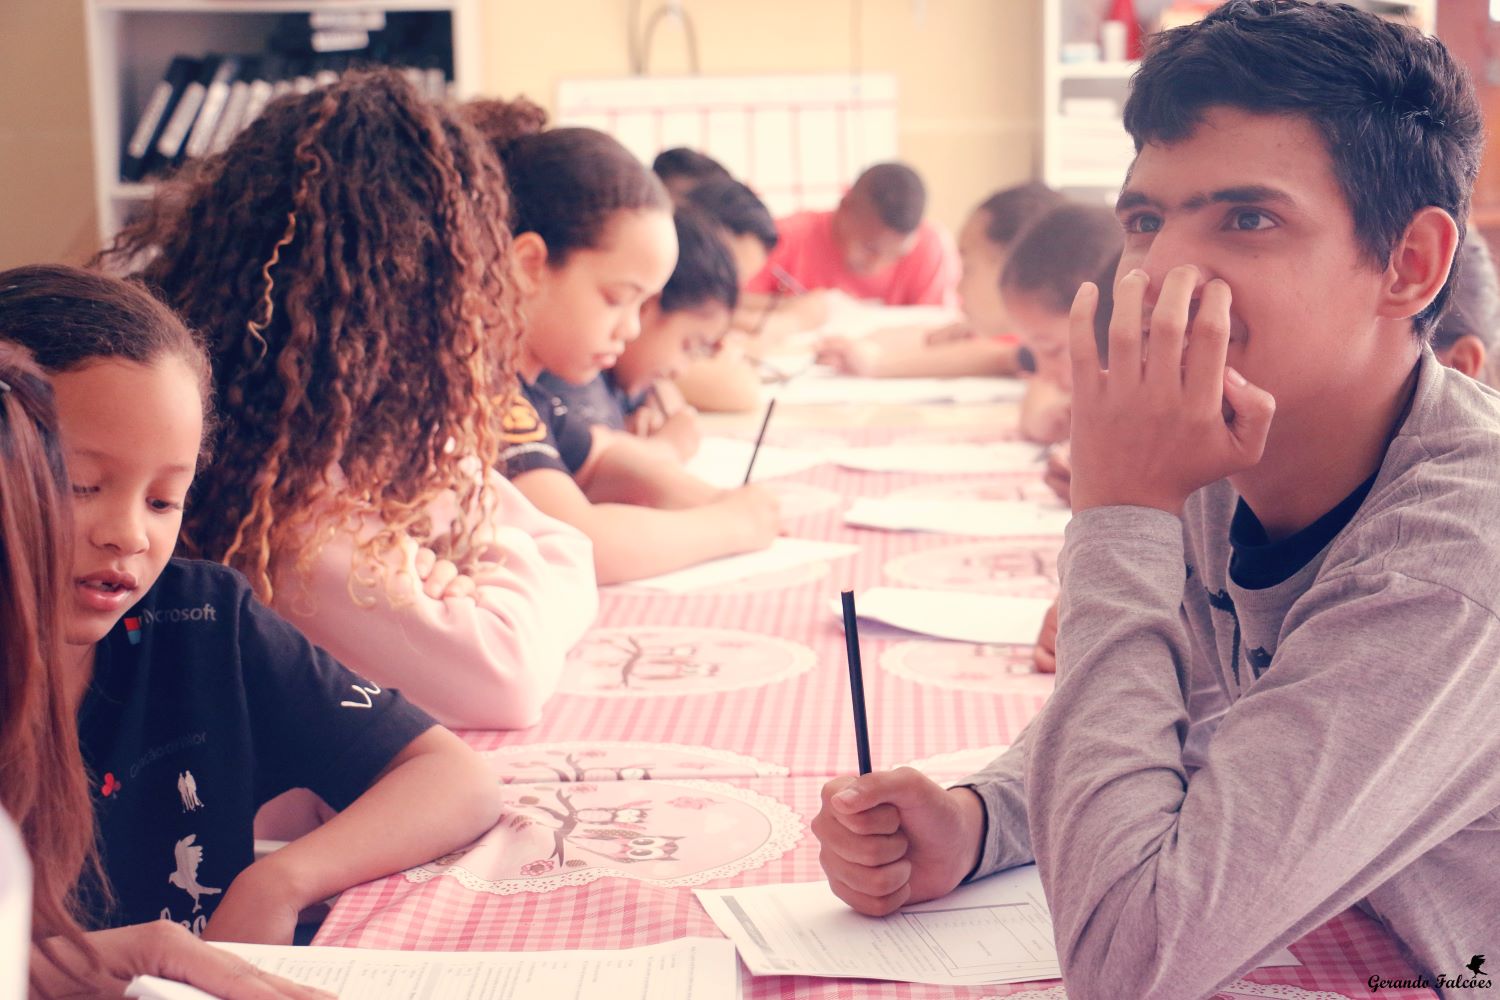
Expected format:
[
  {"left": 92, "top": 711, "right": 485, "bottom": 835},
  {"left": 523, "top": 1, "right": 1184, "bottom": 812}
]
[{"left": 0, "top": 265, "right": 502, "bottom": 951}]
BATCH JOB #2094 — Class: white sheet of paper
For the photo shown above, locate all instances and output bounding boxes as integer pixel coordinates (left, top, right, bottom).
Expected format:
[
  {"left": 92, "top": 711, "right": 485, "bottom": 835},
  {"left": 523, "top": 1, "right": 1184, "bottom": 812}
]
[
  {"left": 624, "top": 537, "right": 858, "bottom": 594},
  {"left": 697, "top": 864, "right": 1058, "bottom": 987},
  {"left": 126, "top": 938, "right": 741, "bottom": 1000},
  {"left": 844, "top": 498, "right": 1071, "bottom": 538},
  {"left": 775, "top": 372, "right": 1026, "bottom": 406},
  {"left": 837, "top": 587, "right": 1054, "bottom": 644},
  {"left": 685, "top": 436, "right": 828, "bottom": 489},
  {"left": 1259, "top": 946, "right": 1302, "bottom": 968},
  {"left": 835, "top": 442, "right": 1044, "bottom": 475}
]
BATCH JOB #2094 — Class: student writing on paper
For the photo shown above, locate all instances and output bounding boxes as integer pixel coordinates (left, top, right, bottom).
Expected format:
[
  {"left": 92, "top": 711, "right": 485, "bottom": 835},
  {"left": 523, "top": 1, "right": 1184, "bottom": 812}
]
[
  {"left": 100, "top": 75, "right": 597, "bottom": 735},
  {"left": 534, "top": 207, "right": 739, "bottom": 464},
  {"left": 471, "top": 119, "right": 781, "bottom": 584},
  {"left": 652, "top": 146, "right": 733, "bottom": 201},
  {"left": 1002, "top": 205, "right": 1122, "bottom": 445},
  {"left": 740, "top": 162, "right": 961, "bottom": 333},
  {"left": 674, "top": 178, "right": 781, "bottom": 414},
  {"left": 0, "top": 268, "right": 500, "bottom": 966},
  {"left": 813, "top": 5, "right": 1500, "bottom": 995},
  {"left": 0, "top": 344, "right": 330, "bottom": 1000},
  {"left": 817, "top": 184, "right": 1066, "bottom": 379}
]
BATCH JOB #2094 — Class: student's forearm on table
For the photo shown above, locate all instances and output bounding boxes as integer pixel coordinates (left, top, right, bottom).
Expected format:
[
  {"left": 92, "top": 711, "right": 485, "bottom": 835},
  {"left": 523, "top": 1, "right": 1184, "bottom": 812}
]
[
  {"left": 871, "top": 340, "right": 1022, "bottom": 379},
  {"left": 1026, "top": 506, "right": 1500, "bottom": 999},
  {"left": 254, "top": 727, "right": 501, "bottom": 910},
  {"left": 580, "top": 435, "right": 719, "bottom": 509},
  {"left": 574, "top": 501, "right": 764, "bottom": 584}
]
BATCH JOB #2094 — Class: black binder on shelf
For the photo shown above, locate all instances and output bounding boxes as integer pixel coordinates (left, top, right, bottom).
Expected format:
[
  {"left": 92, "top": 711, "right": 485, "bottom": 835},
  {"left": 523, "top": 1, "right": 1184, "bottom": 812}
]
[
  {"left": 155, "top": 55, "right": 221, "bottom": 166},
  {"left": 183, "top": 55, "right": 242, "bottom": 160},
  {"left": 207, "top": 56, "right": 258, "bottom": 155},
  {"left": 120, "top": 55, "right": 199, "bottom": 182}
]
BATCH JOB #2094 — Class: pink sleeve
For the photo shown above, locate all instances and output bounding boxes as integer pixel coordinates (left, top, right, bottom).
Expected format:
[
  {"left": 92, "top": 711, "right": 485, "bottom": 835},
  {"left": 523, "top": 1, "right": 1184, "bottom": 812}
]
[
  {"left": 275, "top": 472, "right": 598, "bottom": 731},
  {"left": 903, "top": 223, "right": 961, "bottom": 307}
]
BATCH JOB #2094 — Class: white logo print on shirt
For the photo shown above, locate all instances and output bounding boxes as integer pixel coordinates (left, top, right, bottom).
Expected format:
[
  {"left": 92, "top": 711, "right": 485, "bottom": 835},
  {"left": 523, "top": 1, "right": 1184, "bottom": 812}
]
[
  {"left": 177, "top": 770, "right": 203, "bottom": 812},
  {"left": 168, "top": 834, "right": 222, "bottom": 913}
]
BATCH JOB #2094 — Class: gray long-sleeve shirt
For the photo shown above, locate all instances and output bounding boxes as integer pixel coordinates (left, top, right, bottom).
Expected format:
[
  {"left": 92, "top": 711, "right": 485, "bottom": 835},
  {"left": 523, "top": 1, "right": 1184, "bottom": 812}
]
[{"left": 962, "top": 351, "right": 1500, "bottom": 998}]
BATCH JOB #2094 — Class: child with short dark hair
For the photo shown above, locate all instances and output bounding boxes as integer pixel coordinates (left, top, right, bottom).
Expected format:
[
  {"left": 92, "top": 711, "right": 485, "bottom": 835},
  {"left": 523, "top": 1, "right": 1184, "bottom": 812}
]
[
  {"left": 817, "top": 183, "right": 1066, "bottom": 378},
  {"left": 651, "top": 147, "right": 733, "bottom": 200},
  {"left": 1432, "top": 233, "right": 1500, "bottom": 387},
  {"left": 0, "top": 264, "right": 500, "bottom": 949},
  {"left": 813, "top": 3, "right": 1500, "bottom": 993},
  {"left": 741, "top": 161, "right": 961, "bottom": 333},
  {"left": 1001, "top": 203, "right": 1122, "bottom": 443}
]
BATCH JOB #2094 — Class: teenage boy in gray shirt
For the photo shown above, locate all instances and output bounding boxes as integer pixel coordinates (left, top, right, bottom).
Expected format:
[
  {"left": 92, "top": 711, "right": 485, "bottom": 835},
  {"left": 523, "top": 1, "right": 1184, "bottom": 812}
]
[{"left": 811, "top": 2, "right": 1500, "bottom": 997}]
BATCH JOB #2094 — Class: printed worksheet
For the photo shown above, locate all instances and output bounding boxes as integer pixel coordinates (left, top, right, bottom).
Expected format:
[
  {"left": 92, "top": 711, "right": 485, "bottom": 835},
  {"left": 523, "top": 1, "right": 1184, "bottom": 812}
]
[
  {"left": 836, "top": 588, "right": 1055, "bottom": 644},
  {"left": 624, "top": 538, "right": 859, "bottom": 594},
  {"left": 834, "top": 443, "right": 1044, "bottom": 475},
  {"left": 697, "top": 864, "right": 1059, "bottom": 987},
  {"left": 844, "top": 498, "right": 1071, "bottom": 538},
  {"left": 685, "top": 436, "right": 828, "bottom": 488},
  {"left": 125, "top": 938, "right": 741, "bottom": 1000}
]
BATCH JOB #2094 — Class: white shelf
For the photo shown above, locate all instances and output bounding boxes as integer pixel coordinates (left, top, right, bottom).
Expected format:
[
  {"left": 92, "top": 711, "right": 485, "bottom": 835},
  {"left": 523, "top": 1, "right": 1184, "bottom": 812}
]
[
  {"left": 1056, "top": 60, "right": 1138, "bottom": 80},
  {"left": 84, "top": 0, "right": 480, "bottom": 244}
]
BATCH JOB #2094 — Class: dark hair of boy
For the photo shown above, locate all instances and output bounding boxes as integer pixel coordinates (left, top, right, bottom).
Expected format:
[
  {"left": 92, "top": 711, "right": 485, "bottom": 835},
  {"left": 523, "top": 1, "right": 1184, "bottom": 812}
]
[
  {"left": 0, "top": 265, "right": 216, "bottom": 458},
  {"left": 1123, "top": 0, "right": 1483, "bottom": 336},
  {"left": 659, "top": 206, "right": 740, "bottom": 315},
  {"left": 978, "top": 183, "right": 1067, "bottom": 247},
  {"left": 684, "top": 178, "right": 779, "bottom": 252},
  {"left": 1001, "top": 203, "right": 1124, "bottom": 314},
  {"left": 1432, "top": 232, "right": 1500, "bottom": 355},
  {"left": 849, "top": 162, "right": 926, "bottom": 235},
  {"left": 495, "top": 127, "right": 672, "bottom": 265},
  {"left": 651, "top": 147, "right": 732, "bottom": 186}
]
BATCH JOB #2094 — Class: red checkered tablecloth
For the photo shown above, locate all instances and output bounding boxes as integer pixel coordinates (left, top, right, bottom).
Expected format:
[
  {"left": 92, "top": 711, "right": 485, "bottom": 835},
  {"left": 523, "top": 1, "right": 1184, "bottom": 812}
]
[{"left": 315, "top": 416, "right": 1438, "bottom": 1000}]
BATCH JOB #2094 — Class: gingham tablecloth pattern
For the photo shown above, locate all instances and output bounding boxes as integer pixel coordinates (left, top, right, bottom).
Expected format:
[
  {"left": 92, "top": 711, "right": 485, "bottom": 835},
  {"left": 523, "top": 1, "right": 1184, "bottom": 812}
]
[{"left": 315, "top": 417, "right": 1438, "bottom": 1000}]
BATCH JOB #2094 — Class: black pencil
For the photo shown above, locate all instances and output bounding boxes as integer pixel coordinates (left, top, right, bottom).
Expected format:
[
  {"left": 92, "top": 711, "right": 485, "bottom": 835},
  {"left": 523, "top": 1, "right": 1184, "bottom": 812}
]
[
  {"left": 743, "top": 398, "right": 777, "bottom": 486},
  {"left": 841, "top": 590, "right": 873, "bottom": 775}
]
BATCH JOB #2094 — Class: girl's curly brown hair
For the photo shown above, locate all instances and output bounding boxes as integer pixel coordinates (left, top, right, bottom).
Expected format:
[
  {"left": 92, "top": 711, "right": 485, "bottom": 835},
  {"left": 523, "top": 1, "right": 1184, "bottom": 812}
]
[{"left": 99, "top": 69, "right": 528, "bottom": 605}]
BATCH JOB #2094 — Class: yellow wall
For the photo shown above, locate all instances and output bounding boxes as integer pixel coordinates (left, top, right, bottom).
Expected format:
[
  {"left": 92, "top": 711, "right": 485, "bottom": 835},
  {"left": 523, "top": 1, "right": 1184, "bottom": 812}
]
[
  {"left": 0, "top": 0, "right": 1040, "bottom": 269},
  {"left": 0, "top": 0, "right": 99, "bottom": 269},
  {"left": 477, "top": 0, "right": 1042, "bottom": 235}
]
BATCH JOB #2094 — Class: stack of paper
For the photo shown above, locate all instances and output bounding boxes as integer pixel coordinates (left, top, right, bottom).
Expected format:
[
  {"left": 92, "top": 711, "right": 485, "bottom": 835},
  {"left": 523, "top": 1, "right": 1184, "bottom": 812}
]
[
  {"left": 685, "top": 436, "right": 828, "bottom": 488},
  {"left": 697, "top": 864, "right": 1059, "bottom": 987},
  {"left": 126, "top": 938, "right": 741, "bottom": 1000},
  {"left": 834, "top": 442, "right": 1044, "bottom": 475},
  {"left": 844, "top": 498, "right": 1071, "bottom": 538},
  {"left": 836, "top": 587, "right": 1054, "bottom": 644},
  {"left": 624, "top": 538, "right": 859, "bottom": 594}
]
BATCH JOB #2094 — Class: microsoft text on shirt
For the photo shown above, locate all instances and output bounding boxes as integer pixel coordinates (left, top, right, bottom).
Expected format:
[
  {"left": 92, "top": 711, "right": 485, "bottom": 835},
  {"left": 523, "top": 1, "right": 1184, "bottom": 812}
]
[{"left": 139, "top": 603, "right": 218, "bottom": 624}]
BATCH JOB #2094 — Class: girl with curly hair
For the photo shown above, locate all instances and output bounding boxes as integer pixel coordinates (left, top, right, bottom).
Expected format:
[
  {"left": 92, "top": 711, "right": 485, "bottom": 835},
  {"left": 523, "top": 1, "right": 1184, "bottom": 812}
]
[
  {"left": 101, "top": 70, "right": 596, "bottom": 732},
  {"left": 465, "top": 111, "right": 780, "bottom": 584}
]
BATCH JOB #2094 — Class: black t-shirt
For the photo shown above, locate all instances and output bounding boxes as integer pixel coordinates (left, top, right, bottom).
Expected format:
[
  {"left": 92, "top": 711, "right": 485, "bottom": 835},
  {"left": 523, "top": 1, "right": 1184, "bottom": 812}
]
[
  {"left": 497, "top": 378, "right": 597, "bottom": 478},
  {"left": 533, "top": 370, "right": 646, "bottom": 434},
  {"left": 1228, "top": 472, "right": 1379, "bottom": 590},
  {"left": 77, "top": 558, "right": 435, "bottom": 932}
]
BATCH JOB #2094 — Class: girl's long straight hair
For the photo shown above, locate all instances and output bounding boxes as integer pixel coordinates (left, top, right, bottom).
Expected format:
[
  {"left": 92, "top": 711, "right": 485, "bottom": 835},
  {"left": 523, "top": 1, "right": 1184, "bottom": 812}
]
[{"left": 0, "top": 341, "right": 100, "bottom": 990}]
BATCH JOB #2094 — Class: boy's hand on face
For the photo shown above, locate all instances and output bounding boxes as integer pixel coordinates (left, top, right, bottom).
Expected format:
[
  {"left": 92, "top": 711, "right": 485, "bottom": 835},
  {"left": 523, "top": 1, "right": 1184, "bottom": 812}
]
[{"left": 1068, "top": 266, "right": 1276, "bottom": 516}]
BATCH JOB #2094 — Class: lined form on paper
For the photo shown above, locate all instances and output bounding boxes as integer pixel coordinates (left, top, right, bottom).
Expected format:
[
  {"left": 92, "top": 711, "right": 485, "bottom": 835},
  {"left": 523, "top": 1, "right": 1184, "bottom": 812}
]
[
  {"left": 126, "top": 937, "right": 742, "bottom": 1000},
  {"left": 697, "top": 864, "right": 1059, "bottom": 987}
]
